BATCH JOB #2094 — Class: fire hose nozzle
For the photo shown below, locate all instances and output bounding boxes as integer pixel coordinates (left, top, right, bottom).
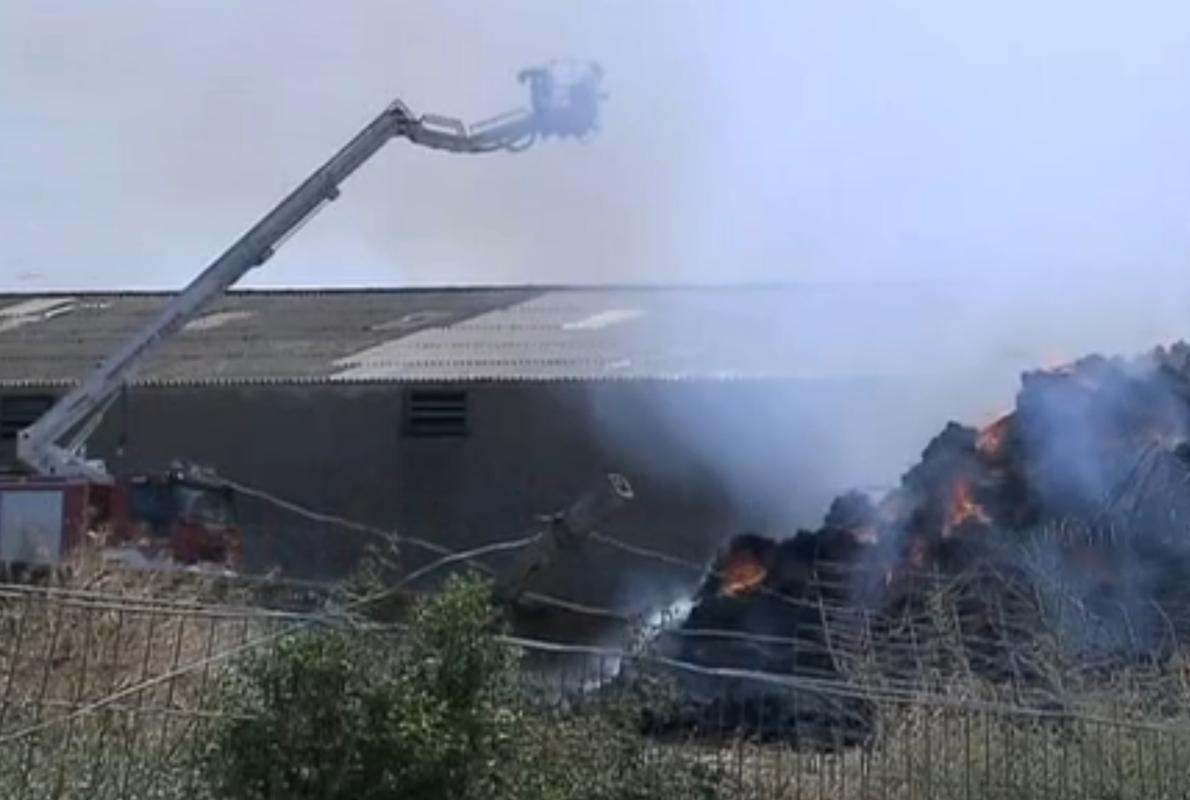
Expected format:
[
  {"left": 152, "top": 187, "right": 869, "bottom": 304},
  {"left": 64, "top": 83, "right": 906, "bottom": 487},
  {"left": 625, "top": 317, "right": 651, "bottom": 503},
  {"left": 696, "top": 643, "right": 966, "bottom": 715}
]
[
  {"left": 551, "top": 472, "right": 634, "bottom": 548},
  {"left": 497, "top": 472, "right": 633, "bottom": 603}
]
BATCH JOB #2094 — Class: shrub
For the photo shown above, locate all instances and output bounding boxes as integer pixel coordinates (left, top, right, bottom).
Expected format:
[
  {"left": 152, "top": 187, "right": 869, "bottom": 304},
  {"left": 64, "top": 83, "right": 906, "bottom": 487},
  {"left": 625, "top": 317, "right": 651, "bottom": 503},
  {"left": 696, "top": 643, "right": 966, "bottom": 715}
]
[
  {"left": 202, "top": 573, "right": 719, "bottom": 800},
  {"left": 491, "top": 712, "right": 723, "bottom": 800},
  {"left": 202, "top": 574, "right": 517, "bottom": 800}
]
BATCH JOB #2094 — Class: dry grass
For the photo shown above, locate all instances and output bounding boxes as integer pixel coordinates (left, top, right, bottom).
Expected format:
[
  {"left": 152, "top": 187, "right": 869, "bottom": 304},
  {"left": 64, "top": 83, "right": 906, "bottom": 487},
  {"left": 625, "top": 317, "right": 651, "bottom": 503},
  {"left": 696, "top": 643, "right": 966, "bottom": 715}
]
[
  {"left": 4, "top": 554, "right": 1190, "bottom": 799},
  {"left": 0, "top": 550, "right": 298, "bottom": 799},
  {"left": 655, "top": 702, "right": 1190, "bottom": 800}
]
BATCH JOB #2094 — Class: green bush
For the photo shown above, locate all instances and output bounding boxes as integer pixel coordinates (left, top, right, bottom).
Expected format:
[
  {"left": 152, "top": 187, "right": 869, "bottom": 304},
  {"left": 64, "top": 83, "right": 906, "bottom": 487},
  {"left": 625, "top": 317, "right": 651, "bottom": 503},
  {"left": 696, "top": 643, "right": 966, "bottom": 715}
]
[
  {"left": 202, "top": 574, "right": 515, "bottom": 800},
  {"left": 492, "top": 713, "right": 723, "bottom": 800},
  {"left": 202, "top": 574, "right": 720, "bottom": 800}
]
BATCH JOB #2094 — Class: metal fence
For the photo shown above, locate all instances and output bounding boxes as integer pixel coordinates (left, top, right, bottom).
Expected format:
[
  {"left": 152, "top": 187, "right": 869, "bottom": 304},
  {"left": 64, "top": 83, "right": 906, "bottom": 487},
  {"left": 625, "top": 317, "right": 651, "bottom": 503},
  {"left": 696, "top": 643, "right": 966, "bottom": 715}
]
[
  {"left": 639, "top": 698, "right": 1190, "bottom": 800},
  {"left": 4, "top": 577, "right": 1190, "bottom": 800},
  {"left": 0, "top": 580, "right": 293, "bottom": 799}
]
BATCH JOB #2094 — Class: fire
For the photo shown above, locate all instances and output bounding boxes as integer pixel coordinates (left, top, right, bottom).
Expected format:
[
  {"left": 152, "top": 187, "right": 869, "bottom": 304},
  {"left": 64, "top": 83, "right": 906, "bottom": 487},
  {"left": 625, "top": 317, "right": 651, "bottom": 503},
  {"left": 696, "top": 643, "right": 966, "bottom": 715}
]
[
  {"left": 976, "top": 414, "right": 1012, "bottom": 459},
  {"left": 719, "top": 550, "right": 768, "bottom": 597},
  {"left": 942, "top": 480, "right": 990, "bottom": 537}
]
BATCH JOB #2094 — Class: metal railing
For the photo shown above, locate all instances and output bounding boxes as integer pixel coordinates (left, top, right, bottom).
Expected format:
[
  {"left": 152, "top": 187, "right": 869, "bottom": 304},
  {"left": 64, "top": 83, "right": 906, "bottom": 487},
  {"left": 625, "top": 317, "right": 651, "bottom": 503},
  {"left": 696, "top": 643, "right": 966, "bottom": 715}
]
[{"left": 4, "top": 575, "right": 1190, "bottom": 800}]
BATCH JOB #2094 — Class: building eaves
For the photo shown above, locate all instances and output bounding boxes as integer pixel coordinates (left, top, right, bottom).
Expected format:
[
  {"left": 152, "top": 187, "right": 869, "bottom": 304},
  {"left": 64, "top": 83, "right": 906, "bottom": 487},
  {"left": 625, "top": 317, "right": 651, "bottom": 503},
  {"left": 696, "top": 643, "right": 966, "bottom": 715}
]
[{"left": 0, "top": 284, "right": 952, "bottom": 387}]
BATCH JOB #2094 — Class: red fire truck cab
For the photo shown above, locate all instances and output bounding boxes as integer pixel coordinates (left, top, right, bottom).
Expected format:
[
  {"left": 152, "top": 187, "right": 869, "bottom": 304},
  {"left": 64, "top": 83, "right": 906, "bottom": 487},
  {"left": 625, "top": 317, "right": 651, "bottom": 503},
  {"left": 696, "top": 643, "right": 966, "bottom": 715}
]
[{"left": 0, "top": 468, "right": 239, "bottom": 570}]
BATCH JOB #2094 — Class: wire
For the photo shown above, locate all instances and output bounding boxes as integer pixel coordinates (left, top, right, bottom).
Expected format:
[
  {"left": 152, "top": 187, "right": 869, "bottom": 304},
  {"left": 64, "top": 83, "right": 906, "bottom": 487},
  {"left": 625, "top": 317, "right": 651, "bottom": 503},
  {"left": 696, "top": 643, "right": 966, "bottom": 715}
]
[
  {"left": 0, "top": 522, "right": 549, "bottom": 744},
  {"left": 6, "top": 477, "right": 1178, "bottom": 743},
  {"left": 588, "top": 530, "right": 862, "bottom": 617},
  {"left": 518, "top": 591, "right": 635, "bottom": 622},
  {"left": 222, "top": 478, "right": 458, "bottom": 561},
  {"left": 367, "top": 534, "right": 543, "bottom": 599}
]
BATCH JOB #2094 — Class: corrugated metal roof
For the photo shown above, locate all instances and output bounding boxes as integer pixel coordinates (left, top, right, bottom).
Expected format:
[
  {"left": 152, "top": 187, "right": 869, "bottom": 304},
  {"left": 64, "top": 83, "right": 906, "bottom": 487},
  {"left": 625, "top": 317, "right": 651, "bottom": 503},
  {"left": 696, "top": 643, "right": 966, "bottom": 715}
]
[{"left": 0, "top": 285, "right": 943, "bottom": 387}]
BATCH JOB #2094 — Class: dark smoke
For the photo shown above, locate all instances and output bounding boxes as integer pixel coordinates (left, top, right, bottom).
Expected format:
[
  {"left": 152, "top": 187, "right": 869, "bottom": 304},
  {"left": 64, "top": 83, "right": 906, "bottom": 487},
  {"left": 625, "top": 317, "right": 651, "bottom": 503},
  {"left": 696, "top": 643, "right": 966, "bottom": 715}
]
[{"left": 645, "top": 341, "right": 1190, "bottom": 740}]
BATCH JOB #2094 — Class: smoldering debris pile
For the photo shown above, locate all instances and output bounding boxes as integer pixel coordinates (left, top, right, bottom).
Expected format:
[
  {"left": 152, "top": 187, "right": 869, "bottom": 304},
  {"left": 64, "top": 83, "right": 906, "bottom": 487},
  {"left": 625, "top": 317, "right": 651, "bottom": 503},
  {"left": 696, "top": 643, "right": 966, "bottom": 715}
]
[{"left": 648, "top": 341, "right": 1190, "bottom": 743}]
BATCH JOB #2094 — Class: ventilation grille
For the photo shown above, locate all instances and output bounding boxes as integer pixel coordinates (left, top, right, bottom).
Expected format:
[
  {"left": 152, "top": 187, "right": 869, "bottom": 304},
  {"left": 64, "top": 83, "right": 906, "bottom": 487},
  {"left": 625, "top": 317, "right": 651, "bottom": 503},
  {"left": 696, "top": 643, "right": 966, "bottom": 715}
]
[
  {"left": 0, "top": 395, "right": 54, "bottom": 441},
  {"left": 404, "top": 390, "right": 468, "bottom": 438}
]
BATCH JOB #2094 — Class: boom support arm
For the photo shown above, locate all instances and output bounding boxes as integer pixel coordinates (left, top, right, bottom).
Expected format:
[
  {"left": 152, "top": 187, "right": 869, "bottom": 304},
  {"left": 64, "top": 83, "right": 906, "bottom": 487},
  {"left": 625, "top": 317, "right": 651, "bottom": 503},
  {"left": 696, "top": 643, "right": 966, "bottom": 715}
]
[{"left": 19, "top": 62, "right": 604, "bottom": 481}]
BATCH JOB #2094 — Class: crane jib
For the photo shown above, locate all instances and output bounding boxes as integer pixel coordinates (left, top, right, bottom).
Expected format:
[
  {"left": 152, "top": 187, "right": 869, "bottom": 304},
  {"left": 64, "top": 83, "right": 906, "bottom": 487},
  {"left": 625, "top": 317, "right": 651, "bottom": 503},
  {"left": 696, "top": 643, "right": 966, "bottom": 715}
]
[{"left": 16, "top": 61, "right": 605, "bottom": 481}]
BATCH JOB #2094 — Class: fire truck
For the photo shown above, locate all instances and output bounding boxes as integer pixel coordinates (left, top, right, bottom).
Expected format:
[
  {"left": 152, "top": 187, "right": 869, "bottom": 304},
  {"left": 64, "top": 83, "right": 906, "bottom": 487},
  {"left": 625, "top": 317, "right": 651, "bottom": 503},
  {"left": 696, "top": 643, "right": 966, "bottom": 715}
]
[
  {"left": 0, "top": 466, "right": 239, "bottom": 571},
  {"left": 0, "top": 61, "right": 604, "bottom": 571}
]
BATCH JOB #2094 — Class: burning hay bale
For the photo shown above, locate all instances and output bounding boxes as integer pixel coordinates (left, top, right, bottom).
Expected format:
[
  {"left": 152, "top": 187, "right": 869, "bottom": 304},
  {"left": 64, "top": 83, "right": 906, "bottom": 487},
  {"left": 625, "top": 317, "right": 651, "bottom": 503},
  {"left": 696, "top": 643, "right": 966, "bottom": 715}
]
[
  {"left": 645, "top": 341, "right": 1190, "bottom": 743},
  {"left": 646, "top": 529, "right": 876, "bottom": 748}
]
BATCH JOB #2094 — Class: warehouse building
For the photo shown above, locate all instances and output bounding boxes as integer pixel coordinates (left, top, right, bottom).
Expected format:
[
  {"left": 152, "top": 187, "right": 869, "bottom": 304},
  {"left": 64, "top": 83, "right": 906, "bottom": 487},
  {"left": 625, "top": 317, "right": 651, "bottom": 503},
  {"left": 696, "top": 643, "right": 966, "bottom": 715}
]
[{"left": 0, "top": 285, "right": 938, "bottom": 607}]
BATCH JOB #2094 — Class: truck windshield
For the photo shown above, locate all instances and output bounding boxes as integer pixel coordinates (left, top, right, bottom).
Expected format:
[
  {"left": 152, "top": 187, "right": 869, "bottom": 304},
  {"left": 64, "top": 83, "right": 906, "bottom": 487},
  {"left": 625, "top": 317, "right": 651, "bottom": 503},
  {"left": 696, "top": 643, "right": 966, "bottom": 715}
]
[{"left": 173, "top": 485, "right": 235, "bottom": 525}]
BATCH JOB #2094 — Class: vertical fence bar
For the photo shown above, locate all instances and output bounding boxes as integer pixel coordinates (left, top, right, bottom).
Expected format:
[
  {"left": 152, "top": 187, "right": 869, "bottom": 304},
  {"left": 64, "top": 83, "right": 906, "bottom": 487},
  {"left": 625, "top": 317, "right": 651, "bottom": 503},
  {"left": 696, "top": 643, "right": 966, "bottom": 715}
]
[
  {"left": 237, "top": 613, "right": 251, "bottom": 650},
  {"left": 0, "top": 591, "right": 34, "bottom": 734},
  {"left": 1059, "top": 716, "right": 1068, "bottom": 800},
  {"left": 942, "top": 702, "right": 952, "bottom": 800},
  {"left": 736, "top": 697, "right": 746, "bottom": 797},
  {"left": 82, "top": 604, "right": 127, "bottom": 797},
  {"left": 18, "top": 593, "right": 65, "bottom": 793},
  {"left": 985, "top": 708, "right": 992, "bottom": 800},
  {"left": 877, "top": 702, "right": 886, "bottom": 800},
  {"left": 814, "top": 744, "right": 823, "bottom": 800},
  {"left": 859, "top": 720, "right": 868, "bottom": 800},
  {"left": 1079, "top": 715, "right": 1088, "bottom": 800},
  {"left": 775, "top": 690, "right": 787, "bottom": 800},
  {"left": 964, "top": 706, "right": 972, "bottom": 800},
  {"left": 841, "top": 721, "right": 849, "bottom": 800},
  {"left": 184, "top": 614, "right": 221, "bottom": 798},
  {"left": 119, "top": 609, "right": 159, "bottom": 799},
  {"left": 903, "top": 706, "right": 912, "bottom": 800},
  {"left": 716, "top": 673, "right": 727, "bottom": 792},
  {"left": 146, "top": 610, "right": 192, "bottom": 797},
  {"left": 924, "top": 699, "right": 933, "bottom": 800},
  {"left": 51, "top": 602, "right": 94, "bottom": 797},
  {"left": 156, "top": 612, "right": 188, "bottom": 758},
  {"left": 1153, "top": 724, "right": 1163, "bottom": 798},
  {"left": 1113, "top": 703, "right": 1123, "bottom": 797},
  {"left": 750, "top": 690, "right": 761, "bottom": 796},
  {"left": 1004, "top": 709, "right": 1014, "bottom": 798},
  {"left": 1041, "top": 716, "right": 1050, "bottom": 800},
  {"left": 556, "top": 657, "right": 567, "bottom": 713},
  {"left": 794, "top": 687, "right": 803, "bottom": 800},
  {"left": 1136, "top": 721, "right": 1146, "bottom": 800},
  {"left": 1175, "top": 723, "right": 1185, "bottom": 798},
  {"left": 1094, "top": 719, "right": 1106, "bottom": 799}
]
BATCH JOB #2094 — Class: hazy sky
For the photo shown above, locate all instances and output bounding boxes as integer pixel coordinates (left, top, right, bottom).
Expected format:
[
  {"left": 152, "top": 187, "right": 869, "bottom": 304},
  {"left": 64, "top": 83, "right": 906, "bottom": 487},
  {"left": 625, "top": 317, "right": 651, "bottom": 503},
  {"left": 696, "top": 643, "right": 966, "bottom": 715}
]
[
  {"left": 5, "top": 2, "right": 1190, "bottom": 511},
  {"left": 4, "top": 1, "right": 1190, "bottom": 405},
  {"left": 3, "top": 1, "right": 1189, "bottom": 293}
]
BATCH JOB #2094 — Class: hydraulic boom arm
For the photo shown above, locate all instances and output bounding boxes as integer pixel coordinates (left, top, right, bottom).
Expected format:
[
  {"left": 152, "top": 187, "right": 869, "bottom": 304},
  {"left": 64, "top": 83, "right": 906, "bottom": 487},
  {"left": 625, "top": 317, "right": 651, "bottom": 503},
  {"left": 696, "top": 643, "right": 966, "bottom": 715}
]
[{"left": 19, "top": 61, "right": 604, "bottom": 481}]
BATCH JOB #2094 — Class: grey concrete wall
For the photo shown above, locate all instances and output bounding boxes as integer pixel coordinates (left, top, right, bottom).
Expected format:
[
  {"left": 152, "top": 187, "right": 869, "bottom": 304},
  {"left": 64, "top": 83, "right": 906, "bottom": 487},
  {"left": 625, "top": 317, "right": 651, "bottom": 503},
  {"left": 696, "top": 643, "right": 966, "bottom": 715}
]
[
  {"left": 81, "top": 382, "right": 741, "bottom": 607},
  {"left": 2, "top": 376, "right": 925, "bottom": 613}
]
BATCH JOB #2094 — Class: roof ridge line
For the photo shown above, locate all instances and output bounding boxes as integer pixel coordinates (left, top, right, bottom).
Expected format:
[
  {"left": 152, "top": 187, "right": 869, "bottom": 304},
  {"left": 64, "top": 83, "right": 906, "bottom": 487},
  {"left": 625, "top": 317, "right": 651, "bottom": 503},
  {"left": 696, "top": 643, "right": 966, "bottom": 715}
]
[{"left": 0, "top": 278, "right": 960, "bottom": 299}]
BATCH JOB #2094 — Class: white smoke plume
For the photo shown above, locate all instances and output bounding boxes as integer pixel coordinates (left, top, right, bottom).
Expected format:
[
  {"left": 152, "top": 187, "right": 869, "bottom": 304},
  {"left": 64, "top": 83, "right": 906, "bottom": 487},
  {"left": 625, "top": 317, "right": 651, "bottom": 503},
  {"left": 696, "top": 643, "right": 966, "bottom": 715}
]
[{"left": 4, "top": 2, "right": 1190, "bottom": 526}]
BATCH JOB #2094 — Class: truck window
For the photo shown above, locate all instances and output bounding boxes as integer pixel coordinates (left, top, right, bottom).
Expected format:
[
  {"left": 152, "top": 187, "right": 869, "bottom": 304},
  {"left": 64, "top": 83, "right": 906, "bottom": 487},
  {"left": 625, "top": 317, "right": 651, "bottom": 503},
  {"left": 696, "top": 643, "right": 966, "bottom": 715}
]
[{"left": 174, "top": 485, "right": 235, "bottom": 525}]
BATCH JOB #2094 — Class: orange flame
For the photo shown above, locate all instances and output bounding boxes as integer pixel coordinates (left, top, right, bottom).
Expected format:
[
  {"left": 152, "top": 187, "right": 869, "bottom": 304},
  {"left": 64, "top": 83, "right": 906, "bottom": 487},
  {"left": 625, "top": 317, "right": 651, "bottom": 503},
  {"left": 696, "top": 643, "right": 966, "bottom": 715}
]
[
  {"left": 719, "top": 550, "right": 768, "bottom": 597},
  {"left": 976, "top": 414, "right": 1011, "bottom": 459},
  {"left": 943, "top": 480, "right": 990, "bottom": 537}
]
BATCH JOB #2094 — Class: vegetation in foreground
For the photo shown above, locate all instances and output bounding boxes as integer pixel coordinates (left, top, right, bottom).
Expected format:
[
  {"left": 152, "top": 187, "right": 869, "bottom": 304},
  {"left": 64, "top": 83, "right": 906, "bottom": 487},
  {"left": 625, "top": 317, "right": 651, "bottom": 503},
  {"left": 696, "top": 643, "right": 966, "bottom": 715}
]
[
  {"left": 4, "top": 565, "right": 1190, "bottom": 798},
  {"left": 202, "top": 574, "right": 721, "bottom": 800}
]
